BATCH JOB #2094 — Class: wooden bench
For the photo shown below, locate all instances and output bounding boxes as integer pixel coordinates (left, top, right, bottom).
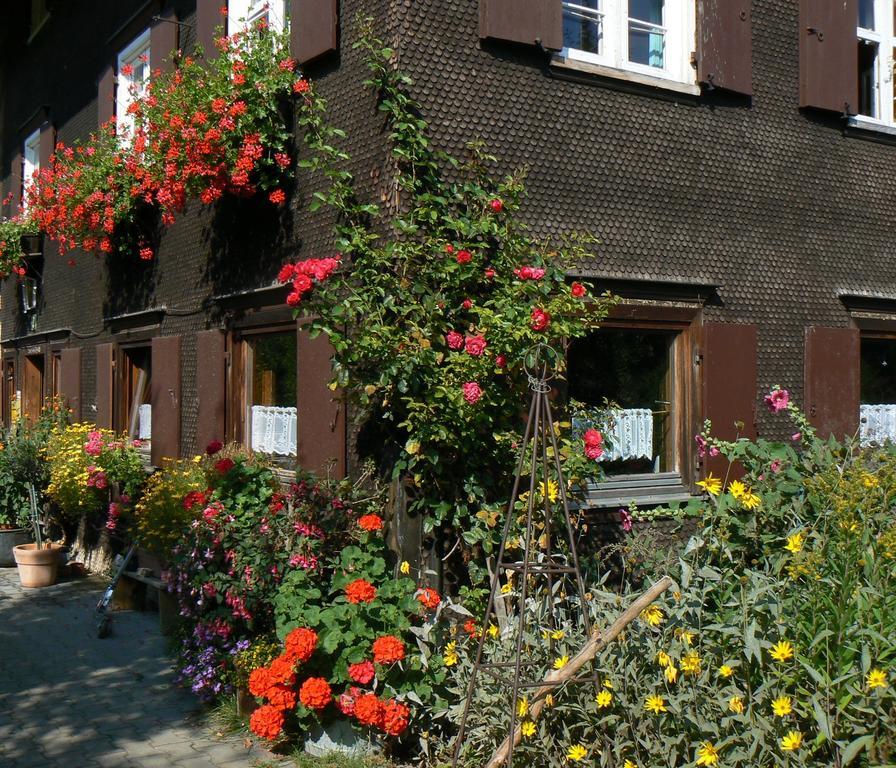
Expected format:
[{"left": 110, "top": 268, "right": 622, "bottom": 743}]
[{"left": 111, "top": 570, "right": 180, "bottom": 636}]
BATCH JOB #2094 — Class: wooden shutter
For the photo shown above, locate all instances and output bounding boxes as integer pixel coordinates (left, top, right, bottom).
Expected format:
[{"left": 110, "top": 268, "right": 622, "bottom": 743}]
[
  {"left": 95, "top": 343, "right": 115, "bottom": 428},
  {"left": 8, "top": 150, "right": 23, "bottom": 215},
  {"left": 697, "top": 0, "right": 752, "bottom": 95},
  {"left": 805, "top": 326, "right": 859, "bottom": 440},
  {"left": 150, "top": 6, "right": 179, "bottom": 74},
  {"left": 289, "top": 0, "right": 338, "bottom": 65},
  {"left": 479, "top": 0, "right": 562, "bottom": 50},
  {"left": 151, "top": 335, "right": 182, "bottom": 465},
  {"left": 196, "top": 0, "right": 226, "bottom": 59},
  {"left": 196, "top": 329, "right": 226, "bottom": 452},
  {"left": 59, "top": 348, "right": 82, "bottom": 421},
  {"left": 799, "top": 0, "right": 858, "bottom": 113},
  {"left": 97, "top": 65, "right": 115, "bottom": 126},
  {"left": 38, "top": 122, "right": 55, "bottom": 170},
  {"left": 296, "top": 322, "right": 345, "bottom": 477},
  {"left": 702, "top": 323, "right": 758, "bottom": 479}
]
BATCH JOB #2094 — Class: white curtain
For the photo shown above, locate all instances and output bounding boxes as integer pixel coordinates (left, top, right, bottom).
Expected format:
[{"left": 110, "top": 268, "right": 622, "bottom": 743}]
[
  {"left": 602, "top": 408, "right": 653, "bottom": 462},
  {"left": 859, "top": 404, "right": 896, "bottom": 445},
  {"left": 138, "top": 404, "right": 152, "bottom": 440},
  {"left": 251, "top": 405, "right": 297, "bottom": 456}
]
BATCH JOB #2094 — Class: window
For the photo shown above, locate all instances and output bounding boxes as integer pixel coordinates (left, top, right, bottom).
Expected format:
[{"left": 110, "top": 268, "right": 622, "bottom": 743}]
[
  {"left": 228, "top": 0, "right": 288, "bottom": 35},
  {"left": 561, "top": 0, "right": 694, "bottom": 83},
  {"left": 856, "top": 0, "right": 896, "bottom": 125},
  {"left": 22, "top": 129, "right": 40, "bottom": 213},
  {"left": 116, "top": 345, "right": 152, "bottom": 442},
  {"left": 230, "top": 329, "right": 297, "bottom": 456},
  {"left": 116, "top": 30, "right": 151, "bottom": 140},
  {"left": 859, "top": 334, "right": 896, "bottom": 444}
]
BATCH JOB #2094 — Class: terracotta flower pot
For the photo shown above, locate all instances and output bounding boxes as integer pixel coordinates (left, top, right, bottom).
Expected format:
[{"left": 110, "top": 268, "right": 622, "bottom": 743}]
[{"left": 13, "top": 543, "right": 64, "bottom": 588}]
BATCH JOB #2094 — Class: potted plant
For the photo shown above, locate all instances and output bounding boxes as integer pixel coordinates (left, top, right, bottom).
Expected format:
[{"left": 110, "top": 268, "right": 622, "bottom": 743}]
[
  {"left": 0, "top": 452, "right": 32, "bottom": 566},
  {"left": 13, "top": 484, "right": 64, "bottom": 588}
]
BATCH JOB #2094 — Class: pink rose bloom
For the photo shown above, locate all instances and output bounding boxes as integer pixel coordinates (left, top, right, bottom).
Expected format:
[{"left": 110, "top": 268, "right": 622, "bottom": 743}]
[
  {"left": 764, "top": 388, "right": 790, "bottom": 413},
  {"left": 446, "top": 331, "right": 464, "bottom": 350},
  {"left": 530, "top": 307, "right": 551, "bottom": 332},
  {"left": 465, "top": 335, "right": 487, "bottom": 356},
  {"left": 583, "top": 428, "right": 603, "bottom": 448},
  {"left": 463, "top": 382, "right": 482, "bottom": 404},
  {"left": 513, "top": 266, "right": 546, "bottom": 280},
  {"left": 585, "top": 444, "right": 603, "bottom": 460}
]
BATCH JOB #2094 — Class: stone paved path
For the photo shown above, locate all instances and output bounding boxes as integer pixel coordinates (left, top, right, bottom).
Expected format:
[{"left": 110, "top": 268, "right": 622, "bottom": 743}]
[{"left": 0, "top": 566, "right": 283, "bottom": 768}]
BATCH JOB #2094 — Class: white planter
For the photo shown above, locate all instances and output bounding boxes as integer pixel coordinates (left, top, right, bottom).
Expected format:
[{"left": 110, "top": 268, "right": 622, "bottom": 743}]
[{"left": 304, "top": 720, "right": 379, "bottom": 757}]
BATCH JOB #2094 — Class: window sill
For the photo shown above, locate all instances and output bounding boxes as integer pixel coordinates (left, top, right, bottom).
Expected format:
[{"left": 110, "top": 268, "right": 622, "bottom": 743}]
[
  {"left": 576, "top": 472, "right": 696, "bottom": 510},
  {"left": 549, "top": 56, "right": 700, "bottom": 100},
  {"left": 845, "top": 115, "right": 896, "bottom": 144}
]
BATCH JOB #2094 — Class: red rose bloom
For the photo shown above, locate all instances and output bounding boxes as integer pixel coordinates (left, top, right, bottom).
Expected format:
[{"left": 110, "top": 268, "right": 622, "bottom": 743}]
[
  {"left": 183, "top": 490, "right": 207, "bottom": 511},
  {"left": 463, "top": 382, "right": 482, "bottom": 404},
  {"left": 299, "top": 677, "right": 332, "bottom": 710},
  {"left": 417, "top": 587, "right": 441, "bottom": 610},
  {"left": 358, "top": 514, "right": 384, "bottom": 532},
  {"left": 444, "top": 243, "right": 455, "bottom": 254},
  {"left": 484, "top": 268, "right": 496, "bottom": 279},
  {"left": 456, "top": 249, "right": 472, "bottom": 264},
  {"left": 381, "top": 700, "right": 411, "bottom": 736},
  {"left": 530, "top": 308, "right": 551, "bottom": 332},
  {"left": 571, "top": 282, "right": 587, "bottom": 298},
  {"left": 249, "top": 704, "right": 285, "bottom": 740},
  {"left": 464, "top": 335, "right": 487, "bottom": 357},
  {"left": 205, "top": 439, "right": 223, "bottom": 455},
  {"left": 268, "top": 654, "right": 297, "bottom": 687},
  {"left": 214, "top": 457, "right": 235, "bottom": 474},
  {"left": 495, "top": 354, "right": 507, "bottom": 368},
  {"left": 346, "top": 578, "right": 377, "bottom": 604},
  {"left": 348, "top": 660, "right": 376, "bottom": 685},
  {"left": 354, "top": 693, "right": 384, "bottom": 728},
  {"left": 248, "top": 666, "right": 273, "bottom": 698},
  {"left": 284, "top": 627, "right": 318, "bottom": 663},
  {"left": 489, "top": 198, "right": 504, "bottom": 213},
  {"left": 267, "top": 684, "right": 297, "bottom": 711},
  {"left": 462, "top": 298, "right": 473, "bottom": 309},
  {"left": 372, "top": 635, "right": 405, "bottom": 664},
  {"left": 583, "top": 428, "right": 603, "bottom": 447}
]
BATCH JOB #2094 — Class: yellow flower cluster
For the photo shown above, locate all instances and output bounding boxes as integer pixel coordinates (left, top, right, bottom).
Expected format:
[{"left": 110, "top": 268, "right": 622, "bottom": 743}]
[
  {"left": 134, "top": 457, "right": 208, "bottom": 556},
  {"left": 46, "top": 423, "right": 114, "bottom": 519}
]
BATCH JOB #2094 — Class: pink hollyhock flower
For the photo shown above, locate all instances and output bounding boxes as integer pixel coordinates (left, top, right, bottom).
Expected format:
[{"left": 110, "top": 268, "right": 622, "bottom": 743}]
[
  {"left": 465, "top": 335, "right": 487, "bottom": 356},
  {"left": 463, "top": 382, "right": 482, "bottom": 404},
  {"left": 489, "top": 198, "right": 503, "bottom": 212},
  {"left": 446, "top": 331, "right": 464, "bottom": 350},
  {"left": 530, "top": 307, "right": 551, "bottom": 331},
  {"left": 770, "top": 459, "right": 783, "bottom": 473},
  {"left": 619, "top": 508, "right": 633, "bottom": 532},
  {"left": 792, "top": 432, "right": 801, "bottom": 441},
  {"left": 695, "top": 434, "right": 707, "bottom": 458},
  {"left": 764, "top": 388, "right": 790, "bottom": 413}
]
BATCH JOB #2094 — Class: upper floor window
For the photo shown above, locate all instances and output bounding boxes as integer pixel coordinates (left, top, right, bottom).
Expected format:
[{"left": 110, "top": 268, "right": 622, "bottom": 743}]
[
  {"left": 857, "top": 0, "right": 896, "bottom": 124},
  {"left": 561, "top": 0, "right": 694, "bottom": 84},
  {"left": 117, "top": 30, "right": 151, "bottom": 140},
  {"left": 228, "top": 0, "right": 288, "bottom": 35},
  {"left": 22, "top": 129, "right": 40, "bottom": 213}
]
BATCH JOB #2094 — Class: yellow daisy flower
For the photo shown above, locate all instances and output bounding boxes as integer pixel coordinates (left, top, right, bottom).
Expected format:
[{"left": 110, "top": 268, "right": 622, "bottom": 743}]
[
  {"left": 780, "top": 731, "right": 803, "bottom": 751},
  {"left": 517, "top": 697, "right": 529, "bottom": 718},
  {"left": 399, "top": 560, "right": 411, "bottom": 574},
  {"left": 665, "top": 665, "right": 678, "bottom": 684},
  {"left": 772, "top": 695, "right": 793, "bottom": 717},
  {"left": 657, "top": 651, "right": 672, "bottom": 668},
  {"left": 640, "top": 604, "right": 664, "bottom": 627},
  {"left": 770, "top": 640, "right": 794, "bottom": 662},
  {"left": 740, "top": 490, "right": 761, "bottom": 510},
  {"left": 501, "top": 582, "right": 513, "bottom": 594},
  {"left": 443, "top": 641, "right": 458, "bottom": 667},
  {"left": 602, "top": 679, "right": 614, "bottom": 689},
  {"left": 696, "top": 742, "right": 720, "bottom": 766},
  {"left": 696, "top": 474, "right": 722, "bottom": 496},
  {"left": 538, "top": 479, "right": 559, "bottom": 503},
  {"left": 644, "top": 694, "right": 667, "bottom": 714},
  {"left": 595, "top": 690, "right": 613, "bottom": 708},
  {"left": 867, "top": 668, "right": 888, "bottom": 690},
  {"left": 681, "top": 651, "right": 701, "bottom": 675},
  {"left": 784, "top": 532, "right": 804, "bottom": 554},
  {"left": 728, "top": 695, "right": 745, "bottom": 713},
  {"left": 567, "top": 745, "right": 587, "bottom": 762},
  {"left": 544, "top": 693, "right": 555, "bottom": 707},
  {"left": 521, "top": 721, "right": 536, "bottom": 738},
  {"left": 718, "top": 664, "right": 734, "bottom": 678},
  {"left": 728, "top": 479, "right": 746, "bottom": 499},
  {"left": 623, "top": 761, "right": 638, "bottom": 768},
  {"left": 675, "top": 628, "right": 696, "bottom": 645},
  {"left": 553, "top": 655, "right": 569, "bottom": 670}
]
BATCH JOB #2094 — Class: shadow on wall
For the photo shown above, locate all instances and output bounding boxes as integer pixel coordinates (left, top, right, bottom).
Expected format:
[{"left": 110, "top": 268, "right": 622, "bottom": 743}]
[{"left": 104, "top": 251, "right": 159, "bottom": 319}]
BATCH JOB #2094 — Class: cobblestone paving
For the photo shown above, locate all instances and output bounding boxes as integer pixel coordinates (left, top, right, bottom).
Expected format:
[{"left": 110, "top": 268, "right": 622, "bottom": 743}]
[{"left": 0, "top": 566, "right": 283, "bottom": 768}]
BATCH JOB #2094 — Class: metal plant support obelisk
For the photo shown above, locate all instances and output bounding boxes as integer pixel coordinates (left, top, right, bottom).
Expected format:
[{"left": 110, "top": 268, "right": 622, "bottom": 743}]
[{"left": 452, "top": 345, "right": 597, "bottom": 768}]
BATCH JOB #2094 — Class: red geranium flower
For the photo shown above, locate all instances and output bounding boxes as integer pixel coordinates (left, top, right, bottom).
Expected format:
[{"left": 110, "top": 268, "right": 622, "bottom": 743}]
[
  {"left": 248, "top": 666, "right": 273, "bottom": 698},
  {"left": 348, "top": 660, "right": 376, "bottom": 685},
  {"left": 284, "top": 627, "right": 318, "bottom": 663},
  {"left": 299, "top": 677, "right": 332, "bottom": 710},
  {"left": 358, "top": 514, "right": 384, "bottom": 532},
  {"left": 183, "top": 490, "right": 207, "bottom": 511},
  {"left": 346, "top": 578, "right": 377, "bottom": 604},
  {"left": 214, "top": 457, "right": 235, "bottom": 474},
  {"left": 293, "top": 79, "right": 310, "bottom": 94},
  {"left": 268, "top": 654, "right": 296, "bottom": 687},
  {"left": 267, "top": 684, "right": 297, "bottom": 711},
  {"left": 372, "top": 635, "right": 405, "bottom": 665},
  {"left": 354, "top": 693, "right": 384, "bottom": 728},
  {"left": 382, "top": 700, "right": 411, "bottom": 736},
  {"left": 269, "top": 188, "right": 286, "bottom": 205},
  {"left": 249, "top": 704, "right": 284, "bottom": 740},
  {"left": 417, "top": 587, "right": 441, "bottom": 611},
  {"left": 530, "top": 308, "right": 551, "bottom": 332}
]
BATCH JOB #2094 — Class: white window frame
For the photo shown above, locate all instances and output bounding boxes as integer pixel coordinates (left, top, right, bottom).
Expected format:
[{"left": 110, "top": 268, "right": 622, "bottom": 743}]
[
  {"left": 22, "top": 129, "right": 40, "bottom": 213},
  {"left": 116, "top": 29, "right": 151, "bottom": 140},
  {"left": 227, "top": 0, "right": 288, "bottom": 35},
  {"left": 560, "top": 0, "right": 695, "bottom": 85},
  {"left": 857, "top": 0, "right": 896, "bottom": 126}
]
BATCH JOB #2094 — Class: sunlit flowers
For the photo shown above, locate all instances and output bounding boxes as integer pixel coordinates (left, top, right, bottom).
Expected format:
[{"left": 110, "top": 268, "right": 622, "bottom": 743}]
[
  {"left": 728, "top": 695, "right": 745, "bottom": 714},
  {"left": 566, "top": 744, "right": 587, "bottom": 761},
  {"left": 696, "top": 474, "right": 722, "bottom": 496},
  {"left": 517, "top": 697, "right": 529, "bottom": 718},
  {"left": 553, "top": 655, "right": 569, "bottom": 670},
  {"left": 521, "top": 721, "right": 536, "bottom": 738},
  {"left": 696, "top": 742, "right": 720, "bottom": 766},
  {"left": 442, "top": 641, "right": 458, "bottom": 667},
  {"left": 785, "top": 532, "right": 805, "bottom": 553},
  {"left": 718, "top": 664, "right": 734, "bottom": 678},
  {"left": 769, "top": 640, "right": 794, "bottom": 662},
  {"left": 681, "top": 651, "right": 701, "bottom": 676},
  {"left": 772, "top": 695, "right": 793, "bottom": 717},
  {"left": 595, "top": 690, "right": 613, "bottom": 708},
  {"left": 657, "top": 651, "right": 672, "bottom": 668},
  {"left": 780, "top": 731, "right": 803, "bottom": 751},
  {"left": 644, "top": 694, "right": 667, "bottom": 714},
  {"left": 867, "top": 668, "right": 889, "bottom": 690},
  {"left": 640, "top": 604, "right": 664, "bottom": 627},
  {"left": 664, "top": 665, "right": 678, "bottom": 684}
]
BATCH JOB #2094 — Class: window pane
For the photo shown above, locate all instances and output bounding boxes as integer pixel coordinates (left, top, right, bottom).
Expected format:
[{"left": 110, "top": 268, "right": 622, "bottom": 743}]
[
  {"left": 563, "top": 0, "right": 602, "bottom": 54},
  {"left": 861, "top": 338, "right": 896, "bottom": 404},
  {"left": 251, "top": 333, "right": 296, "bottom": 407},
  {"left": 629, "top": 0, "right": 664, "bottom": 67},
  {"left": 858, "top": 0, "right": 875, "bottom": 28},
  {"left": 858, "top": 40, "right": 879, "bottom": 118}
]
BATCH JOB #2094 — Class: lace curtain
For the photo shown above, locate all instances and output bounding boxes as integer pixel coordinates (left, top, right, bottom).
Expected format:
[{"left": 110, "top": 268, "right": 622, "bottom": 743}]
[
  {"left": 573, "top": 408, "right": 654, "bottom": 462},
  {"left": 251, "top": 405, "right": 297, "bottom": 456},
  {"left": 859, "top": 404, "right": 896, "bottom": 445},
  {"left": 138, "top": 404, "right": 152, "bottom": 440}
]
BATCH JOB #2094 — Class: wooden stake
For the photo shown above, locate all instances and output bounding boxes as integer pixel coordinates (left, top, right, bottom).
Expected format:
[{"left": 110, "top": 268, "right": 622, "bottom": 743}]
[{"left": 483, "top": 576, "right": 674, "bottom": 768}]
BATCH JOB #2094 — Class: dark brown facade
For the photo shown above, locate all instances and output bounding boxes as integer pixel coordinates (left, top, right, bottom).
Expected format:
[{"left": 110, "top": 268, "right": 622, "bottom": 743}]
[{"left": 1, "top": 0, "right": 894, "bottom": 501}]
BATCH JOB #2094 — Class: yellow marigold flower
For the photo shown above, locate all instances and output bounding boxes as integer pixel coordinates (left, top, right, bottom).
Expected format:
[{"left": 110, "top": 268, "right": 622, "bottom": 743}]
[
  {"left": 867, "top": 668, "right": 888, "bottom": 690},
  {"left": 399, "top": 560, "right": 411, "bottom": 574},
  {"left": 772, "top": 695, "right": 793, "bottom": 717},
  {"left": 443, "top": 641, "right": 458, "bottom": 667},
  {"left": 718, "top": 664, "right": 734, "bottom": 678},
  {"left": 696, "top": 474, "right": 722, "bottom": 496},
  {"left": 740, "top": 490, "right": 761, "bottom": 510},
  {"left": 728, "top": 695, "right": 745, "bottom": 714},
  {"left": 780, "top": 731, "right": 803, "bottom": 752},
  {"left": 623, "top": 761, "right": 638, "bottom": 768},
  {"left": 595, "top": 690, "right": 613, "bottom": 708},
  {"left": 553, "top": 655, "right": 569, "bottom": 670},
  {"left": 728, "top": 479, "right": 746, "bottom": 499},
  {"left": 501, "top": 582, "right": 513, "bottom": 594},
  {"left": 770, "top": 640, "right": 794, "bottom": 662},
  {"left": 487, "top": 624, "right": 499, "bottom": 638},
  {"left": 640, "top": 604, "right": 663, "bottom": 627},
  {"left": 657, "top": 650, "right": 672, "bottom": 668},
  {"left": 566, "top": 745, "right": 587, "bottom": 762},
  {"left": 644, "top": 694, "right": 667, "bottom": 714},
  {"left": 696, "top": 742, "right": 720, "bottom": 767},
  {"left": 665, "top": 665, "right": 679, "bottom": 684},
  {"left": 862, "top": 472, "right": 879, "bottom": 488},
  {"left": 517, "top": 697, "right": 528, "bottom": 718},
  {"left": 785, "top": 532, "right": 805, "bottom": 554},
  {"left": 521, "top": 721, "right": 536, "bottom": 738},
  {"left": 681, "top": 651, "right": 701, "bottom": 675}
]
